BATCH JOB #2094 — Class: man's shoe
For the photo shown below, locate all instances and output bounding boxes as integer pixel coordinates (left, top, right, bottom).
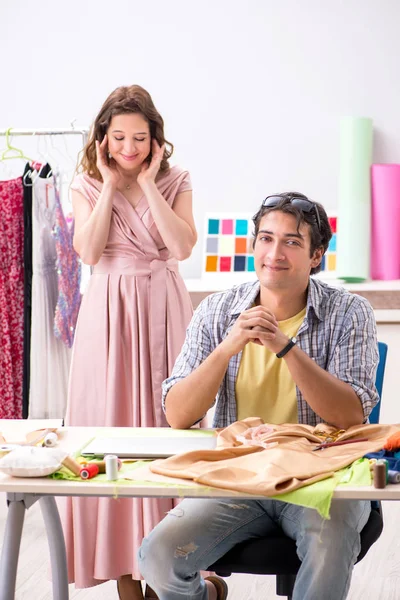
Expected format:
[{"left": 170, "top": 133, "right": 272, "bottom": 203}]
[
  {"left": 205, "top": 575, "right": 228, "bottom": 600},
  {"left": 144, "top": 583, "right": 159, "bottom": 598}
]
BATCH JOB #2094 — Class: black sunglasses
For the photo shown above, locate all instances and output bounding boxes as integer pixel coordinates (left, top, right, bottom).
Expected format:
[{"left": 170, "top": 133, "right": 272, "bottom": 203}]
[{"left": 262, "top": 195, "right": 322, "bottom": 231}]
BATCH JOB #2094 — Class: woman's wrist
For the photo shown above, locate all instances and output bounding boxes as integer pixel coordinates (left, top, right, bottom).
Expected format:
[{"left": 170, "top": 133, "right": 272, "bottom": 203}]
[
  {"left": 102, "top": 180, "right": 117, "bottom": 194},
  {"left": 138, "top": 178, "right": 157, "bottom": 194}
]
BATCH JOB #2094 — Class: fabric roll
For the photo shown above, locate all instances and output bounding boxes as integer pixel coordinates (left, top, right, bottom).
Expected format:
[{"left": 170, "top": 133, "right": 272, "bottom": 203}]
[
  {"left": 371, "top": 164, "right": 400, "bottom": 280},
  {"left": 337, "top": 117, "right": 373, "bottom": 282}
]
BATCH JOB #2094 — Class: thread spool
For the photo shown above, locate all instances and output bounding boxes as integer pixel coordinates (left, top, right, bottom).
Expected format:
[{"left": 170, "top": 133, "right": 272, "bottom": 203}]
[
  {"left": 80, "top": 464, "right": 100, "bottom": 480},
  {"left": 87, "top": 459, "right": 122, "bottom": 474},
  {"left": 373, "top": 462, "right": 387, "bottom": 489},
  {"left": 62, "top": 456, "right": 82, "bottom": 477},
  {"left": 43, "top": 432, "right": 58, "bottom": 447},
  {"left": 376, "top": 458, "right": 389, "bottom": 482},
  {"left": 105, "top": 454, "right": 119, "bottom": 481},
  {"left": 388, "top": 470, "right": 400, "bottom": 484}
]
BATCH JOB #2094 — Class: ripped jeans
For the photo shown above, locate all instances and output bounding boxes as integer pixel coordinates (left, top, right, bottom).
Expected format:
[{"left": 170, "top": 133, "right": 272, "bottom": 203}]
[{"left": 138, "top": 497, "right": 370, "bottom": 600}]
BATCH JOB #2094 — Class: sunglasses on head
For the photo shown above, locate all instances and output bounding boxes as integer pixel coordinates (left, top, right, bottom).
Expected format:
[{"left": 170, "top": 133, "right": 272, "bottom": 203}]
[{"left": 262, "top": 195, "right": 322, "bottom": 231}]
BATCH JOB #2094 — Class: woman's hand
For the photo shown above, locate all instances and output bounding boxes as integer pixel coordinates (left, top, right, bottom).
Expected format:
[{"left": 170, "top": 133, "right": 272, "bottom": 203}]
[
  {"left": 96, "top": 135, "right": 120, "bottom": 188},
  {"left": 137, "top": 139, "right": 165, "bottom": 189}
]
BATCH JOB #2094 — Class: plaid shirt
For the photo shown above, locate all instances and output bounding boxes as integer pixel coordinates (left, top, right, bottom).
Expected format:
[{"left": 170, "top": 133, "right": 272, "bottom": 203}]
[{"left": 162, "top": 278, "right": 379, "bottom": 428}]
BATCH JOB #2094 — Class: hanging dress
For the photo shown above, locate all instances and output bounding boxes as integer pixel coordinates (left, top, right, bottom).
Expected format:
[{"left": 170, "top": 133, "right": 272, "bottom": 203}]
[
  {"left": 53, "top": 185, "right": 82, "bottom": 348},
  {"left": 0, "top": 176, "right": 24, "bottom": 418},
  {"left": 28, "top": 169, "right": 72, "bottom": 418},
  {"left": 22, "top": 163, "right": 33, "bottom": 418}
]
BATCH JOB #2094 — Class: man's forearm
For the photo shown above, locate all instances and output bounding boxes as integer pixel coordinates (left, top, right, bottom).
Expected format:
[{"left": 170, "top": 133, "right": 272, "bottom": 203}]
[
  {"left": 165, "top": 346, "right": 231, "bottom": 429},
  {"left": 284, "top": 345, "right": 365, "bottom": 429}
]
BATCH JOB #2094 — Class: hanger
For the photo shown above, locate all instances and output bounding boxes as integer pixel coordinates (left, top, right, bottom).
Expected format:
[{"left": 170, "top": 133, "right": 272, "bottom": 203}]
[
  {"left": 49, "top": 132, "right": 75, "bottom": 173},
  {"left": 0, "top": 128, "right": 33, "bottom": 162},
  {"left": 22, "top": 132, "right": 41, "bottom": 187},
  {"left": 34, "top": 133, "right": 53, "bottom": 179},
  {"left": 24, "top": 132, "right": 55, "bottom": 187}
]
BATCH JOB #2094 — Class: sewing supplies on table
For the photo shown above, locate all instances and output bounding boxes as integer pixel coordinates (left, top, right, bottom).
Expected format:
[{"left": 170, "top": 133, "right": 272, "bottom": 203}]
[
  {"left": 313, "top": 428, "right": 346, "bottom": 442},
  {"left": 373, "top": 461, "right": 387, "bottom": 489},
  {"left": 79, "top": 458, "right": 122, "bottom": 480},
  {"left": 105, "top": 454, "right": 119, "bottom": 480},
  {"left": 43, "top": 432, "right": 59, "bottom": 447},
  {"left": 62, "top": 455, "right": 82, "bottom": 476},
  {"left": 80, "top": 463, "right": 100, "bottom": 479},
  {"left": 383, "top": 431, "right": 400, "bottom": 452},
  {"left": 388, "top": 470, "right": 400, "bottom": 483},
  {"left": 313, "top": 438, "right": 369, "bottom": 452}
]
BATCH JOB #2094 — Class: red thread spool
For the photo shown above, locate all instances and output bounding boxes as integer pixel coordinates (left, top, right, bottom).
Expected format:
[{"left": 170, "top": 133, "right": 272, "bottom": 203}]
[{"left": 80, "top": 464, "right": 100, "bottom": 480}]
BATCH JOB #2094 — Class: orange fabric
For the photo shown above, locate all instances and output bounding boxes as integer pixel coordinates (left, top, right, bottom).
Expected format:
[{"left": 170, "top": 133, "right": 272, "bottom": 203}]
[
  {"left": 151, "top": 418, "right": 400, "bottom": 497},
  {"left": 383, "top": 431, "right": 400, "bottom": 451}
]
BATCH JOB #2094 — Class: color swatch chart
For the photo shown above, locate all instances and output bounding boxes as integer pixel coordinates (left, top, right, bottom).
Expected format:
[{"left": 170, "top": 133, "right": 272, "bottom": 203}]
[
  {"left": 320, "top": 215, "right": 337, "bottom": 276},
  {"left": 204, "top": 213, "right": 255, "bottom": 273},
  {"left": 203, "top": 213, "right": 337, "bottom": 276}
]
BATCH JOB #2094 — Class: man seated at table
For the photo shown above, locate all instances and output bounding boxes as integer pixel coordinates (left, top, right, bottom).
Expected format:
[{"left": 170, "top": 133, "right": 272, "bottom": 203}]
[{"left": 138, "top": 192, "right": 379, "bottom": 600}]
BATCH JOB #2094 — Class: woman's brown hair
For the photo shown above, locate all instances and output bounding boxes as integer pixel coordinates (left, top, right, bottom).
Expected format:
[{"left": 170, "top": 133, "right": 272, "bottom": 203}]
[{"left": 78, "top": 85, "right": 173, "bottom": 181}]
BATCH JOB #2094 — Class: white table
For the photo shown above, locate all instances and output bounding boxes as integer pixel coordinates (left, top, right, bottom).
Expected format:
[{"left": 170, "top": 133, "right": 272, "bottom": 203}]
[{"left": 0, "top": 420, "right": 399, "bottom": 600}]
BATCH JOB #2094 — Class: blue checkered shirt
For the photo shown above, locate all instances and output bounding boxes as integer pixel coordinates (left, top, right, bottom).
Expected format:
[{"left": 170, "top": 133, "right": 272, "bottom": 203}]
[{"left": 162, "top": 278, "right": 379, "bottom": 428}]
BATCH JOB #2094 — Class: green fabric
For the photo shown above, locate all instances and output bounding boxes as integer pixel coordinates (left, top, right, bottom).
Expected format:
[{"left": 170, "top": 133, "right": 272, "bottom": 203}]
[
  {"left": 49, "top": 457, "right": 207, "bottom": 492},
  {"left": 49, "top": 429, "right": 215, "bottom": 488},
  {"left": 48, "top": 427, "right": 372, "bottom": 519},
  {"left": 49, "top": 442, "right": 371, "bottom": 519},
  {"left": 272, "top": 458, "right": 372, "bottom": 519}
]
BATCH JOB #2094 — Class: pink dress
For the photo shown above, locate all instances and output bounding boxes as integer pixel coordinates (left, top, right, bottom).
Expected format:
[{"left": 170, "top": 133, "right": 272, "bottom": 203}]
[
  {"left": 60, "top": 166, "right": 193, "bottom": 587},
  {"left": 0, "top": 177, "right": 24, "bottom": 419}
]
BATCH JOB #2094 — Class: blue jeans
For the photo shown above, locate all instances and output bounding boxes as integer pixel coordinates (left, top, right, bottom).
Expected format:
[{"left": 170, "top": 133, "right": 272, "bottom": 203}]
[{"left": 138, "top": 497, "right": 370, "bottom": 600}]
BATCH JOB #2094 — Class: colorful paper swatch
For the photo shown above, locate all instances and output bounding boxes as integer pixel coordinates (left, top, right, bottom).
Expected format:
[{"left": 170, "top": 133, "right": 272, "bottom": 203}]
[
  {"left": 204, "top": 213, "right": 337, "bottom": 277},
  {"left": 319, "top": 215, "right": 337, "bottom": 276},
  {"left": 204, "top": 213, "right": 255, "bottom": 274}
]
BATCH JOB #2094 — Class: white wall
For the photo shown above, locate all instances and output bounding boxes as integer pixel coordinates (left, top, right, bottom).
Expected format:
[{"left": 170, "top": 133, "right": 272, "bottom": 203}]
[
  {"left": 1, "top": 0, "right": 400, "bottom": 278},
  {"left": 377, "top": 325, "right": 400, "bottom": 425}
]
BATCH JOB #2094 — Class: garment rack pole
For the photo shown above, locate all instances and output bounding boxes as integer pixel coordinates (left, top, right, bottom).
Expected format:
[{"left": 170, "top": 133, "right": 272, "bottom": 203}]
[{"left": 0, "top": 128, "right": 89, "bottom": 143}]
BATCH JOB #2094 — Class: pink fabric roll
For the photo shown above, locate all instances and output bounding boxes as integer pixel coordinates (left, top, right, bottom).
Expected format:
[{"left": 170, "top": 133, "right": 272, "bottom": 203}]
[{"left": 371, "top": 164, "right": 400, "bottom": 280}]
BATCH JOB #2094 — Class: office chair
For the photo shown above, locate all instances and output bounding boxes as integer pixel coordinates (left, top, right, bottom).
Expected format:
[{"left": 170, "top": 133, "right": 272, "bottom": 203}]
[
  {"left": 369, "top": 341, "right": 387, "bottom": 424},
  {"left": 208, "top": 342, "right": 388, "bottom": 599}
]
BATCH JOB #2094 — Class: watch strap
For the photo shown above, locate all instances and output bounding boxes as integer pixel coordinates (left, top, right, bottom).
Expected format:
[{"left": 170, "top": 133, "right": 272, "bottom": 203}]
[{"left": 276, "top": 337, "right": 296, "bottom": 359}]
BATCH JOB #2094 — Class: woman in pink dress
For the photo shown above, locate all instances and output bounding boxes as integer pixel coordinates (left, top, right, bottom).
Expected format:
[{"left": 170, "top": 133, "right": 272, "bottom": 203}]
[{"left": 61, "top": 85, "right": 197, "bottom": 599}]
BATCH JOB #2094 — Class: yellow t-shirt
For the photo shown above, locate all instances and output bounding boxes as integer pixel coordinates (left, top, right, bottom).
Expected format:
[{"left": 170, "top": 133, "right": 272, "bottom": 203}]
[{"left": 235, "top": 307, "right": 306, "bottom": 425}]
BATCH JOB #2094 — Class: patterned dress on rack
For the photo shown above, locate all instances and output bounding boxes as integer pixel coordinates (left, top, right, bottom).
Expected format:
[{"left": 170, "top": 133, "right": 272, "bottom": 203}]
[
  {"left": 53, "top": 185, "right": 82, "bottom": 348},
  {"left": 0, "top": 176, "right": 24, "bottom": 418}
]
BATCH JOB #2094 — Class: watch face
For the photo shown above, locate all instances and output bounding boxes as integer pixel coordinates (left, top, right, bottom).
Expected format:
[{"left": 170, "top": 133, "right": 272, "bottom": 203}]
[{"left": 292, "top": 337, "right": 297, "bottom": 344}]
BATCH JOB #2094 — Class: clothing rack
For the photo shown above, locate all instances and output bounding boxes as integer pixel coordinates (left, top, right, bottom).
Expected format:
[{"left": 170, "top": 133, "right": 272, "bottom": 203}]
[{"left": 0, "top": 128, "right": 89, "bottom": 143}]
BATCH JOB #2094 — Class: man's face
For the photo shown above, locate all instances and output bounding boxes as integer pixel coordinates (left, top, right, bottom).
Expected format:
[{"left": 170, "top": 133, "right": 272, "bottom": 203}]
[{"left": 253, "top": 211, "right": 323, "bottom": 291}]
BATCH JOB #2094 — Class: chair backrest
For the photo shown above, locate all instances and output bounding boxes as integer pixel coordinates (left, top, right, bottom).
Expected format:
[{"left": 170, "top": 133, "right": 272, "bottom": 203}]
[{"left": 369, "top": 341, "right": 388, "bottom": 425}]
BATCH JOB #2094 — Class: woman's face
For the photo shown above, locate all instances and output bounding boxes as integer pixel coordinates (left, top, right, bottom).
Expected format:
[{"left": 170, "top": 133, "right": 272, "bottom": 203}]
[{"left": 107, "top": 113, "right": 151, "bottom": 172}]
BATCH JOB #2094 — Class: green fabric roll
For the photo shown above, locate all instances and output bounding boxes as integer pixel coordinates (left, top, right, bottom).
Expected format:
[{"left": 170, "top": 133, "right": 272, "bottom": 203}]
[{"left": 337, "top": 117, "right": 373, "bottom": 282}]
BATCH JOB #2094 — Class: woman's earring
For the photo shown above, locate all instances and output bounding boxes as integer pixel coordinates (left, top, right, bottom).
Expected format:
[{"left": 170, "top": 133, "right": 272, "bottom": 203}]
[{"left": 108, "top": 152, "right": 112, "bottom": 159}]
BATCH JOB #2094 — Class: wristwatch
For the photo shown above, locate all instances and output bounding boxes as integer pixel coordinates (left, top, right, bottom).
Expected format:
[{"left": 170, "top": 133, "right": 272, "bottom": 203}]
[{"left": 276, "top": 337, "right": 297, "bottom": 359}]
